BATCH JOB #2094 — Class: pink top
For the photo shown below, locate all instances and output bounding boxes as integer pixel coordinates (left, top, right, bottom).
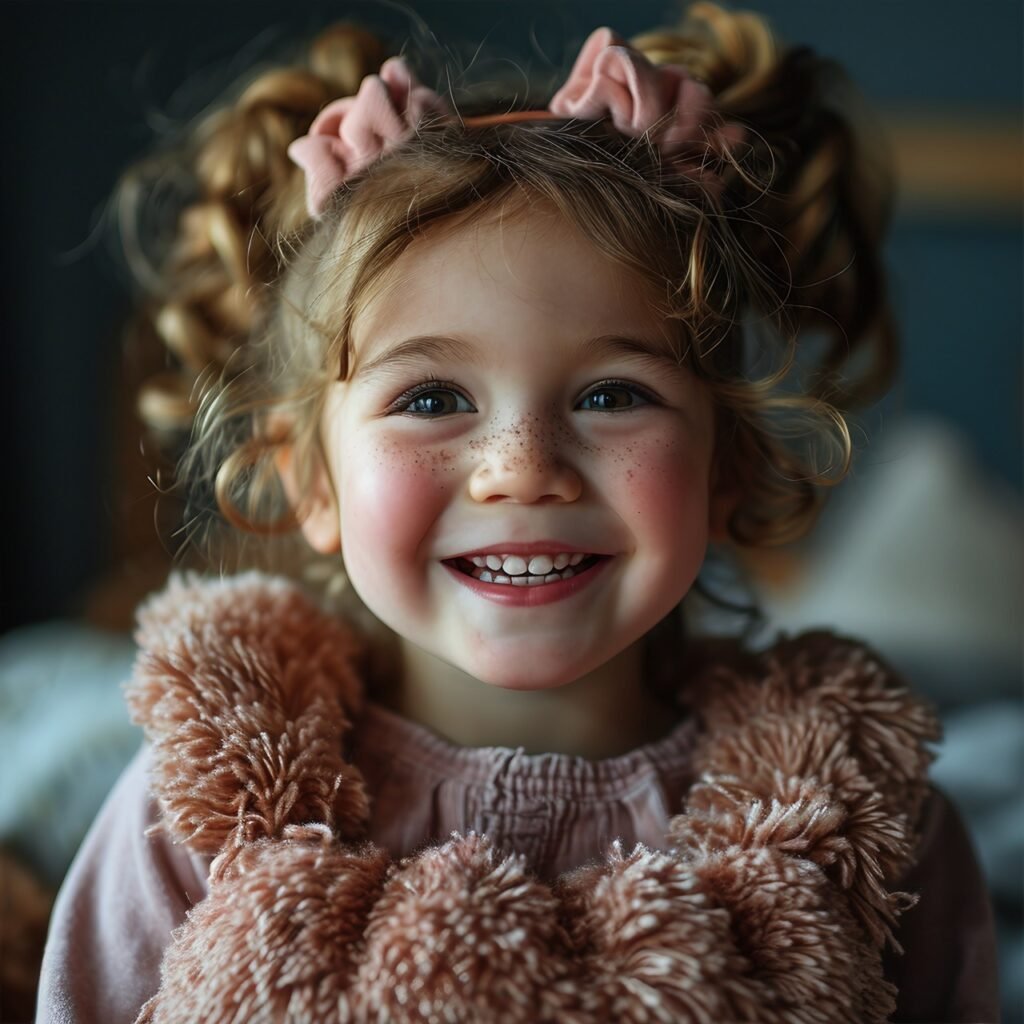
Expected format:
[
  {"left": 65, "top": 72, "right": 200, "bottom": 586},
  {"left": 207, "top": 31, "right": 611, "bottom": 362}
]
[
  {"left": 350, "top": 701, "right": 699, "bottom": 880},
  {"left": 36, "top": 701, "right": 999, "bottom": 1024}
]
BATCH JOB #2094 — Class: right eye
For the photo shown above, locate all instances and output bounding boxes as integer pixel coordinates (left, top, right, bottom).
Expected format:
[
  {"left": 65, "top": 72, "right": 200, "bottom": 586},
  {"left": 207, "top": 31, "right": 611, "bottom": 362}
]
[{"left": 390, "top": 383, "right": 476, "bottom": 416}]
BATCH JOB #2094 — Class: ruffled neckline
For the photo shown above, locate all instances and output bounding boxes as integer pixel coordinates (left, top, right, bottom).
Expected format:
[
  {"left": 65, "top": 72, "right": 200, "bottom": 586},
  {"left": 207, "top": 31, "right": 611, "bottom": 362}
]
[{"left": 353, "top": 699, "right": 699, "bottom": 800}]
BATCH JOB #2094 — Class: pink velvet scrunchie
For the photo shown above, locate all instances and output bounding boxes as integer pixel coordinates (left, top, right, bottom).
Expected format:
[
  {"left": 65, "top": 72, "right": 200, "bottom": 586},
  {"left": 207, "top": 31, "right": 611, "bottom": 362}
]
[
  {"left": 287, "top": 56, "right": 448, "bottom": 216},
  {"left": 288, "top": 26, "right": 746, "bottom": 217},
  {"left": 549, "top": 27, "right": 747, "bottom": 196}
]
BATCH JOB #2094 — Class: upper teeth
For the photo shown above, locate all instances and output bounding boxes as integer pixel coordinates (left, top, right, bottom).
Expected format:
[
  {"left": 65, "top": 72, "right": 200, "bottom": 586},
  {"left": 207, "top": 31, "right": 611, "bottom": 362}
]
[{"left": 470, "top": 552, "right": 585, "bottom": 575}]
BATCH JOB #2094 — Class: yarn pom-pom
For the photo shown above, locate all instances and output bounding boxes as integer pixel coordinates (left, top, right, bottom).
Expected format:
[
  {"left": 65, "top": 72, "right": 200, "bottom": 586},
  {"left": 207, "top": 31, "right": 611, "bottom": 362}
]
[
  {"left": 556, "top": 842, "right": 755, "bottom": 1023},
  {"left": 125, "top": 572, "right": 370, "bottom": 857},
  {"left": 691, "top": 844, "right": 895, "bottom": 1024},
  {"left": 136, "top": 829, "right": 391, "bottom": 1024},
  {"left": 354, "top": 833, "right": 574, "bottom": 1022}
]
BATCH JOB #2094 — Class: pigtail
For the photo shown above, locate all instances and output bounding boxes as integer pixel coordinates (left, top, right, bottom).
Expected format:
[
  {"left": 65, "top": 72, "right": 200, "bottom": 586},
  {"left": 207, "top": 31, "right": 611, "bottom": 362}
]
[
  {"left": 632, "top": 4, "right": 896, "bottom": 544},
  {"left": 109, "top": 24, "right": 396, "bottom": 625},
  {"left": 636, "top": 4, "right": 896, "bottom": 407},
  {"left": 124, "top": 26, "right": 386, "bottom": 523}
]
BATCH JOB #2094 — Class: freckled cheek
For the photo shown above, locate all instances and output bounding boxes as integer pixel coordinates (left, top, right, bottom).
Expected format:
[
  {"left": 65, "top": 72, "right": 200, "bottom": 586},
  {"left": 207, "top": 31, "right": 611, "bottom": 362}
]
[
  {"left": 337, "top": 443, "right": 458, "bottom": 578},
  {"left": 611, "top": 436, "right": 712, "bottom": 541}
]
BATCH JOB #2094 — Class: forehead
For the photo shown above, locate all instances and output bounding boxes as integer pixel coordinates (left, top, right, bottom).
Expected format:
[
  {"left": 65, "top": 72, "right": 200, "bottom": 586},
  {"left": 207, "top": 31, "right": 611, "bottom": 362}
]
[{"left": 350, "top": 206, "right": 673, "bottom": 364}]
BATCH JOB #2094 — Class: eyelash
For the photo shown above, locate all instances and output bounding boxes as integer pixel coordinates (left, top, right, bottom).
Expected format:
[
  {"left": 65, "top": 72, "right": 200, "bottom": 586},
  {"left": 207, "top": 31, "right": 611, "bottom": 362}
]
[
  {"left": 577, "top": 379, "right": 659, "bottom": 412},
  {"left": 386, "top": 378, "right": 660, "bottom": 416},
  {"left": 387, "top": 380, "right": 474, "bottom": 416}
]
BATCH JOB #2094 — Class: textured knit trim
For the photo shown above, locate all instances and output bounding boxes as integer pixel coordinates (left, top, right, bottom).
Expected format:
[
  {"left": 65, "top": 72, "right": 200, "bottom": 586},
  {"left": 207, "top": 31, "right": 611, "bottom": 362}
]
[{"left": 125, "top": 571, "right": 941, "bottom": 1024}]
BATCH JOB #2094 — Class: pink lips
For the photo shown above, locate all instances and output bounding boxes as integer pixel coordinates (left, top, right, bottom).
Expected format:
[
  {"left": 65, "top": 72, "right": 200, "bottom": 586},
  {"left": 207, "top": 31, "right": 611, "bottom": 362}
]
[{"left": 442, "top": 555, "right": 611, "bottom": 607}]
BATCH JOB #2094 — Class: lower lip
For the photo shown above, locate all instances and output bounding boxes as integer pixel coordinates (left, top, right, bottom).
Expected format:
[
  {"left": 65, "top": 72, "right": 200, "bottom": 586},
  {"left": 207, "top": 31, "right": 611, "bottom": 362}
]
[{"left": 442, "top": 557, "right": 612, "bottom": 607}]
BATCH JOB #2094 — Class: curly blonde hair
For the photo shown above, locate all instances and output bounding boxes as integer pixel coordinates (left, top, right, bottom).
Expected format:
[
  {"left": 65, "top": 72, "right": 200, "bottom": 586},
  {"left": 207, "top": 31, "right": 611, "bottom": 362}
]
[{"left": 124, "top": 4, "right": 895, "bottom": 601}]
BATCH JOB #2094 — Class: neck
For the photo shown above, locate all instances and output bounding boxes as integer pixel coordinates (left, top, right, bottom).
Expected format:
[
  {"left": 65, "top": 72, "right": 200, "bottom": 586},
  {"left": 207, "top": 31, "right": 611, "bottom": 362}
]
[{"left": 380, "top": 638, "right": 680, "bottom": 760}]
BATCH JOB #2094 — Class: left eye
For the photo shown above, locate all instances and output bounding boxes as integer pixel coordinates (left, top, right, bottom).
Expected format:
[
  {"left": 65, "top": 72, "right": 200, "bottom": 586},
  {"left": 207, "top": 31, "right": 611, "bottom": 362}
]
[
  {"left": 394, "top": 386, "right": 475, "bottom": 416},
  {"left": 577, "top": 384, "right": 652, "bottom": 411}
]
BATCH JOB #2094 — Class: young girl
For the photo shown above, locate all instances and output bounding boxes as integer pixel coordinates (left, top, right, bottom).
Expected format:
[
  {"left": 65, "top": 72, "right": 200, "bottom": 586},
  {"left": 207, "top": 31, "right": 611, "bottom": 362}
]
[{"left": 38, "top": 5, "right": 998, "bottom": 1023}]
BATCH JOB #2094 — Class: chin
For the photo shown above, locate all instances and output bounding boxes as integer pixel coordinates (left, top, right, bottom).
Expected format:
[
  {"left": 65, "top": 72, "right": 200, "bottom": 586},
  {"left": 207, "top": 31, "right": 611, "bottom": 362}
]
[{"left": 465, "top": 655, "right": 600, "bottom": 691}]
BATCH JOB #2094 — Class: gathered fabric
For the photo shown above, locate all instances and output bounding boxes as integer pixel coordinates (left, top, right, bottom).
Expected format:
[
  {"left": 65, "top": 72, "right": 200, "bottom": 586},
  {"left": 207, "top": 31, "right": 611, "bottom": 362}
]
[
  {"left": 125, "top": 571, "right": 939, "bottom": 1024},
  {"left": 350, "top": 697, "right": 700, "bottom": 883}
]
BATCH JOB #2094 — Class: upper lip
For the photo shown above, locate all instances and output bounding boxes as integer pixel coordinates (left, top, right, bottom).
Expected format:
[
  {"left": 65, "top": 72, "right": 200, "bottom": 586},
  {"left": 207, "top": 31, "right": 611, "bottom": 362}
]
[{"left": 443, "top": 541, "right": 611, "bottom": 560}]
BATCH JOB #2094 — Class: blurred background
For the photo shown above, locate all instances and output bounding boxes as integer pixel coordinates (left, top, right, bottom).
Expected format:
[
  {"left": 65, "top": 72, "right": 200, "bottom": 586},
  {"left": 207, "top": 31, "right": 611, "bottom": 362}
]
[{"left": 0, "top": 1, "right": 1020, "bottom": 1020}]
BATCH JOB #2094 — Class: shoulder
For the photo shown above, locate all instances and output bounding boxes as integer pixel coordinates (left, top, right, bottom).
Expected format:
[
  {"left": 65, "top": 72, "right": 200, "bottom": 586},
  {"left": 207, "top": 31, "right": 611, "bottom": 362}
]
[
  {"left": 676, "top": 628, "right": 943, "bottom": 936},
  {"left": 685, "top": 629, "right": 942, "bottom": 814},
  {"left": 130, "top": 569, "right": 365, "bottom": 674},
  {"left": 885, "top": 786, "right": 1001, "bottom": 1023},
  {"left": 682, "top": 628, "right": 942, "bottom": 758},
  {"left": 127, "top": 570, "right": 366, "bottom": 720},
  {"left": 37, "top": 745, "right": 210, "bottom": 1024}
]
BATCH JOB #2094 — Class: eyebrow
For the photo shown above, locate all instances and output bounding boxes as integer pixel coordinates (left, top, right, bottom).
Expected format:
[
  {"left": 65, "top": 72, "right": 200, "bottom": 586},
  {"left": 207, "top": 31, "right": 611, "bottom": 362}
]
[
  {"left": 350, "top": 332, "right": 685, "bottom": 381},
  {"left": 351, "top": 335, "right": 482, "bottom": 381},
  {"left": 575, "top": 333, "right": 685, "bottom": 370}
]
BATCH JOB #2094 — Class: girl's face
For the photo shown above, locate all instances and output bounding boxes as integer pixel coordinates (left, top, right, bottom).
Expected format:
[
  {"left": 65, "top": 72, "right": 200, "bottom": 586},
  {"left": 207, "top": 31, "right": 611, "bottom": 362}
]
[{"left": 316, "top": 207, "right": 719, "bottom": 690}]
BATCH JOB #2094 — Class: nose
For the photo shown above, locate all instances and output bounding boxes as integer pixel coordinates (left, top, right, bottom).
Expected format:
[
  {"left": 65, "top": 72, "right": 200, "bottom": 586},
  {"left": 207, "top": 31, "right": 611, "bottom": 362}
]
[{"left": 468, "top": 423, "right": 583, "bottom": 504}]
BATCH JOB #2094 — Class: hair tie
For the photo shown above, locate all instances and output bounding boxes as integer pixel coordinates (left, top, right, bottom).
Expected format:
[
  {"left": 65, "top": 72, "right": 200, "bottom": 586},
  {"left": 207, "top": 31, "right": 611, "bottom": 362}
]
[
  {"left": 288, "top": 26, "right": 746, "bottom": 217},
  {"left": 287, "top": 56, "right": 447, "bottom": 216}
]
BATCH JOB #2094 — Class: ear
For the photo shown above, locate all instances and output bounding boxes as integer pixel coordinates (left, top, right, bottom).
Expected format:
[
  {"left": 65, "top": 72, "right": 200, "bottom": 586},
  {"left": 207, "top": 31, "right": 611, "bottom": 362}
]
[{"left": 273, "top": 444, "right": 342, "bottom": 555}]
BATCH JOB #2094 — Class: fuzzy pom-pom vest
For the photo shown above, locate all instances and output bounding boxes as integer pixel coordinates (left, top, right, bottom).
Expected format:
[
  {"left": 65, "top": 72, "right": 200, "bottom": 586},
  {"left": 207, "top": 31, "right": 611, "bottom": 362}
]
[{"left": 125, "top": 572, "right": 940, "bottom": 1024}]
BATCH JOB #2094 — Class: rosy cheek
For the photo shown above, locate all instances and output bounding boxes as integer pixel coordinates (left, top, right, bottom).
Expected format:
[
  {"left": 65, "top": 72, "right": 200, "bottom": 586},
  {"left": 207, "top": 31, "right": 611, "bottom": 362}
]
[
  {"left": 609, "top": 434, "right": 710, "bottom": 527},
  {"left": 339, "top": 440, "right": 457, "bottom": 587}
]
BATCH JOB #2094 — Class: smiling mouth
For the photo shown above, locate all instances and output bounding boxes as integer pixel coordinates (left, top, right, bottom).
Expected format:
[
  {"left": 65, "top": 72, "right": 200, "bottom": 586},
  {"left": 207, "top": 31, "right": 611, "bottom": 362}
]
[{"left": 444, "top": 552, "right": 607, "bottom": 587}]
